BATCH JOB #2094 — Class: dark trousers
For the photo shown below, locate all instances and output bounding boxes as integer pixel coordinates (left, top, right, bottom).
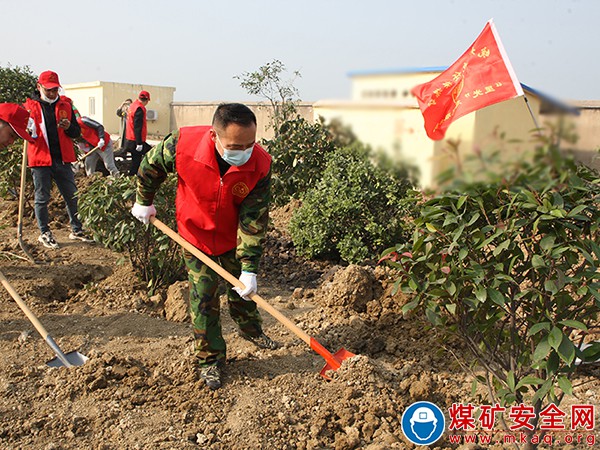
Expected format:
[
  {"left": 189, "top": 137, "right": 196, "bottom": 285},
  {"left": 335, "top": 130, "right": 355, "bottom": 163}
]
[
  {"left": 124, "top": 140, "right": 150, "bottom": 176},
  {"left": 31, "top": 162, "right": 83, "bottom": 234}
]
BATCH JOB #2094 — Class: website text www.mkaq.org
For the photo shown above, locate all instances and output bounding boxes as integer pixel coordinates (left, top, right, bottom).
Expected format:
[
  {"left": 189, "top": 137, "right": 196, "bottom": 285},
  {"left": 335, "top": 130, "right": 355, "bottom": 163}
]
[{"left": 448, "top": 431, "right": 596, "bottom": 446}]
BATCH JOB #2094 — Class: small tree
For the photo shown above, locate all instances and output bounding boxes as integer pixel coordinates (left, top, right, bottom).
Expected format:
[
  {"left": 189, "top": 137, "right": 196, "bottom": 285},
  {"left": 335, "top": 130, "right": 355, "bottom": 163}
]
[
  {"left": 382, "top": 144, "right": 600, "bottom": 446},
  {"left": 78, "top": 175, "right": 186, "bottom": 295},
  {"left": 235, "top": 59, "right": 300, "bottom": 134}
]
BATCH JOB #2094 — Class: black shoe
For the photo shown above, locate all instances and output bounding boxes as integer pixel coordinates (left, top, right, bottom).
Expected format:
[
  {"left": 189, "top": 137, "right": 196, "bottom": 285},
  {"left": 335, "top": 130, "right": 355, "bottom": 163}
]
[
  {"left": 69, "top": 230, "right": 93, "bottom": 242},
  {"left": 239, "top": 331, "right": 279, "bottom": 350},
  {"left": 199, "top": 365, "right": 221, "bottom": 390}
]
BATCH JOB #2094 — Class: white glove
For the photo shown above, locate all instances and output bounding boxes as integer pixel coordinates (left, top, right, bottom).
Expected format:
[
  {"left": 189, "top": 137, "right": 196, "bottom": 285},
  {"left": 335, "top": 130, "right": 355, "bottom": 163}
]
[
  {"left": 97, "top": 138, "right": 105, "bottom": 149},
  {"left": 233, "top": 271, "right": 257, "bottom": 300},
  {"left": 131, "top": 202, "right": 156, "bottom": 225},
  {"left": 135, "top": 144, "right": 143, "bottom": 152},
  {"left": 27, "top": 117, "right": 37, "bottom": 138}
]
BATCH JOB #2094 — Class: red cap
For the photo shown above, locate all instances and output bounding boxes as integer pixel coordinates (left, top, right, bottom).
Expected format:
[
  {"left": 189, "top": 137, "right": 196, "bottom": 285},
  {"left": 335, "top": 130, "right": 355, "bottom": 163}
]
[
  {"left": 0, "top": 103, "right": 35, "bottom": 143},
  {"left": 38, "top": 70, "right": 61, "bottom": 89},
  {"left": 139, "top": 90, "right": 150, "bottom": 100}
]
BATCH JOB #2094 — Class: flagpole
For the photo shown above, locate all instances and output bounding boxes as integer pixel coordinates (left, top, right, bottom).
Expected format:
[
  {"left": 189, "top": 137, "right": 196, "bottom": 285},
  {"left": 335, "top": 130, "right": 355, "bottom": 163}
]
[{"left": 523, "top": 95, "right": 544, "bottom": 138}]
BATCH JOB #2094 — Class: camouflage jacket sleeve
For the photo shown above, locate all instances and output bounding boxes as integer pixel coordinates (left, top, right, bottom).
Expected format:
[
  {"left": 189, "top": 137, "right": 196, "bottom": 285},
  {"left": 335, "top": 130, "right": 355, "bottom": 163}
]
[
  {"left": 135, "top": 130, "right": 178, "bottom": 205},
  {"left": 237, "top": 169, "right": 271, "bottom": 273}
]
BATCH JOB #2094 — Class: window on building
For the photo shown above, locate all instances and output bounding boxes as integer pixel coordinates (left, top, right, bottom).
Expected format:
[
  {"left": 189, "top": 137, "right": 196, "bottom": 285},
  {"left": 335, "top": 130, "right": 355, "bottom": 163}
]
[{"left": 89, "top": 97, "right": 95, "bottom": 115}]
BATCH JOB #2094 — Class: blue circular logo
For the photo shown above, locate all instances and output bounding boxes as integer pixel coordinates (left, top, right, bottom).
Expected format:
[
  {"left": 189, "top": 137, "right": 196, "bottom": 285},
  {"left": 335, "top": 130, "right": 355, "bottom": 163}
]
[{"left": 401, "top": 401, "right": 445, "bottom": 445}]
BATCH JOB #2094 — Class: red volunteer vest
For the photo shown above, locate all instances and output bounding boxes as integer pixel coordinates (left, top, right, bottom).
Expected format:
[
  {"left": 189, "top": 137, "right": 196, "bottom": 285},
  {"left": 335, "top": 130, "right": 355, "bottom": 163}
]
[
  {"left": 78, "top": 119, "right": 109, "bottom": 150},
  {"left": 175, "top": 126, "right": 271, "bottom": 256},
  {"left": 24, "top": 97, "right": 77, "bottom": 166},
  {"left": 125, "top": 100, "right": 147, "bottom": 142}
]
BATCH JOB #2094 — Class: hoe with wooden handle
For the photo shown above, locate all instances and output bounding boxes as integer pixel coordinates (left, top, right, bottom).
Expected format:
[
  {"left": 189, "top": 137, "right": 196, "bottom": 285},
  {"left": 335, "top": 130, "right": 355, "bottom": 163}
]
[
  {"left": 150, "top": 217, "right": 355, "bottom": 379},
  {"left": 78, "top": 145, "right": 100, "bottom": 161}
]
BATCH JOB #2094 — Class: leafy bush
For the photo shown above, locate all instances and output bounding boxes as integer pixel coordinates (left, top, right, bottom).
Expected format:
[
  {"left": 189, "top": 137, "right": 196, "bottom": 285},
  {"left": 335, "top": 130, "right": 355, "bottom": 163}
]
[
  {"left": 264, "top": 116, "right": 341, "bottom": 206},
  {"left": 0, "top": 64, "right": 37, "bottom": 103},
  {"left": 78, "top": 175, "right": 186, "bottom": 294},
  {"left": 0, "top": 142, "right": 28, "bottom": 199},
  {"left": 382, "top": 145, "right": 600, "bottom": 418},
  {"left": 289, "top": 142, "right": 415, "bottom": 263},
  {"left": 0, "top": 64, "right": 37, "bottom": 199}
]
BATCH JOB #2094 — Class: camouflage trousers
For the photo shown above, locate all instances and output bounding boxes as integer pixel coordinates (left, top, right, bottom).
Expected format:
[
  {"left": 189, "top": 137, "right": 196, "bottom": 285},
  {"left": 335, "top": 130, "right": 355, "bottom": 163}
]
[{"left": 183, "top": 249, "right": 263, "bottom": 367}]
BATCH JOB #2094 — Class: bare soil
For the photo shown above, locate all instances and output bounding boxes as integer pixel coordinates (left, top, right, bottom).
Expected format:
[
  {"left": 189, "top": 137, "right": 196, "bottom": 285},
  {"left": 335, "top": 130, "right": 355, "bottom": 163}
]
[{"left": 0, "top": 180, "right": 598, "bottom": 450}]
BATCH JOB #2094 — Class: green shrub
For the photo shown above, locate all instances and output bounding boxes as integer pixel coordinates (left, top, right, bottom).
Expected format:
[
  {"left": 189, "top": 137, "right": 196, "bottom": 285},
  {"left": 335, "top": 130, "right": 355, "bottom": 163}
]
[
  {"left": 78, "top": 175, "right": 186, "bottom": 295},
  {"left": 0, "top": 143, "right": 28, "bottom": 199},
  {"left": 382, "top": 144, "right": 600, "bottom": 419},
  {"left": 263, "top": 116, "right": 341, "bottom": 207},
  {"left": 0, "top": 64, "right": 37, "bottom": 199},
  {"left": 289, "top": 142, "right": 415, "bottom": 263},
  {"left": 0, "top": 64, "right": 37, "bottom": 103}
]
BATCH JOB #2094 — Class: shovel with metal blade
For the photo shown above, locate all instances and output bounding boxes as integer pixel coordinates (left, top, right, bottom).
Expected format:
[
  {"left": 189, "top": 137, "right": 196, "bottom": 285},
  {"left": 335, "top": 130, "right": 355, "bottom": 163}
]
[
  {"left": 151, "top": 217, "right": 355, "bottom": 379},
  {"left": 0, "top": 270, "right": 87, "bottom": 368}
]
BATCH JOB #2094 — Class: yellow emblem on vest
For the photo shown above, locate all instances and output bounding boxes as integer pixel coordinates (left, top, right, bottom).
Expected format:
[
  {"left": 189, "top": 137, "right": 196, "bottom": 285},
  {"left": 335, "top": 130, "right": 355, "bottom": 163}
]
[{"left": 232, "top": 182, "right": 250, "bottom": 198}]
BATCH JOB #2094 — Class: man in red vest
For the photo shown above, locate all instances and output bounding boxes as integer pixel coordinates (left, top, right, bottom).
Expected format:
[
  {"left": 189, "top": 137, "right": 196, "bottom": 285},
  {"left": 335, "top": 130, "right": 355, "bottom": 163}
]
[
  {"left": 0, "top": 103, "right": 34, "bottom": 149},
  {"left": 24, "top": 71, "right": 92, "bottom": 249},
  {"left": 73, "top": 110, "right": 120, "bottom": 177},
  {"left": 131, "top": 103, "right": 277, "bottom": 390},
  {"left": 124, "top": 90, "right": 151, "bottom": 176}
]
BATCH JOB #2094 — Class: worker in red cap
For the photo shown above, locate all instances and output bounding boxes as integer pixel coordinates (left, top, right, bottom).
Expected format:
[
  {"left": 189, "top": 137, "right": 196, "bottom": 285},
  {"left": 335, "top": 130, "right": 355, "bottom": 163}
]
[
  {"left": 23, "top": 70, "right": 92, "bottom": 249},
  {"left": 124, "top": 90, "right": 151, "bottom": 176},
  {"left": 0, "top": 103, "right": 35, "bottom": 149}
]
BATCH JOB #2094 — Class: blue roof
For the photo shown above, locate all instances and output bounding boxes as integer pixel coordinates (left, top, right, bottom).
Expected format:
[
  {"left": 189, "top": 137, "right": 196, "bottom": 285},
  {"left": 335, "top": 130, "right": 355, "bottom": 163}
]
[{"left": 347, "top": 66, "right": 448, "bottom": 77}]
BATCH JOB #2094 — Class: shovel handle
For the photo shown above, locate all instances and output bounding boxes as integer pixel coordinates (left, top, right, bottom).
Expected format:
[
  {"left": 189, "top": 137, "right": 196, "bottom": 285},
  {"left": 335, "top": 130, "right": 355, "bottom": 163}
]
[
  {"left": 78, "top": 145, "right": 100, "bottom": 161},
  {"left": 16, "top": 141, "right": 35, "bottom": 263},
  {"left": 150, "top": 217, "right": 313, "bottom": 346},
  {"left": 17, "top": 140, "right": 28, "bottom": 237},
  {"left": 0, "top": 270, "right": 73, "bottom": 367},
  {"left": 0, "top": 270, "right": 50, "bottom": 340}
]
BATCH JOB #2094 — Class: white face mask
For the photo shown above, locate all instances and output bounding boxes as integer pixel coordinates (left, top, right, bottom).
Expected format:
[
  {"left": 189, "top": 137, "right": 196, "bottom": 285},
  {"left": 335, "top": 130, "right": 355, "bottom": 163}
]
[
  {"left": 215, "top": 133, "right": 254, "bottom": 166},
  {"left": 40, "top": 91, "right": 59, "bottom": 104}
]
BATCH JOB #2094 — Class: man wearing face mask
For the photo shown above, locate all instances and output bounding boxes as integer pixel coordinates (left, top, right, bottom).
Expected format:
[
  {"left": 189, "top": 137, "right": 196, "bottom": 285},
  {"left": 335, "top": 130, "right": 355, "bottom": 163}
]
[
  {"left": 24, "top": 70, "right": 92, "bottom": 249},
  {"left": 131, "top": 103, "right": 277, "bottom": 390}
]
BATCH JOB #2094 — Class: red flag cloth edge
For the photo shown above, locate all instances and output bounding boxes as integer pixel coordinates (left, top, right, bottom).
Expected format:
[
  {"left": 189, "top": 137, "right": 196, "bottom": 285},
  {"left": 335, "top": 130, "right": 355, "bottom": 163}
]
[{"left": 411, "top": 19, "right": 524, "bottom": 140}]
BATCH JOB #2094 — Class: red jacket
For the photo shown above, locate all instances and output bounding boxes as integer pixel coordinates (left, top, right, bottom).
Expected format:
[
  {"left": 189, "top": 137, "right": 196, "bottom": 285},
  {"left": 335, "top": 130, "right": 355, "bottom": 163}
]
[
  {"left": 24, "top": 97, "right": 77, "bottom": 166},
  {"left": 78, "top": 119, "right": 110, "bottom": 150},
  {"left": 175, "top": 126, "right": 271, "bottom": 256},
  {"left": 125, "top": 100, "right": 147, "bottom": 142}
]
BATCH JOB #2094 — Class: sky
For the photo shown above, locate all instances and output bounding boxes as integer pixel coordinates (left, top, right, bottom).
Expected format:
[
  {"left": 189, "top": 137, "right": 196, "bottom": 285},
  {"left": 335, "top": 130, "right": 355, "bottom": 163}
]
[{"left": 2, "top": 0, "right": 598, "bottom": 103}]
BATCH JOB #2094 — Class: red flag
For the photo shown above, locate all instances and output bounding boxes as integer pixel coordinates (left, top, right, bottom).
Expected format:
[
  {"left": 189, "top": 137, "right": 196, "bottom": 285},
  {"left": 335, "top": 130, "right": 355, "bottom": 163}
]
[{"left": 411, "top": 19, "right": 524, "bottom": 140}]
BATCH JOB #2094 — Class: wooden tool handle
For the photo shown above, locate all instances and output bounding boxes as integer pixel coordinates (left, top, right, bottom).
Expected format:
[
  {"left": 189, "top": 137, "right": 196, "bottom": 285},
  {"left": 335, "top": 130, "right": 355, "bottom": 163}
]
[
  {"left": 0, "top": 270, "right": 49, "bottom": 340},
  {"left": 79, "top": 145, "right": 100, "bottom": 161},
  {"left": 17, "top": 141, "right": 28, "bottom": 235},
  {"left": 150, "top": 217, "right": 312, "bottom": 345}
]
